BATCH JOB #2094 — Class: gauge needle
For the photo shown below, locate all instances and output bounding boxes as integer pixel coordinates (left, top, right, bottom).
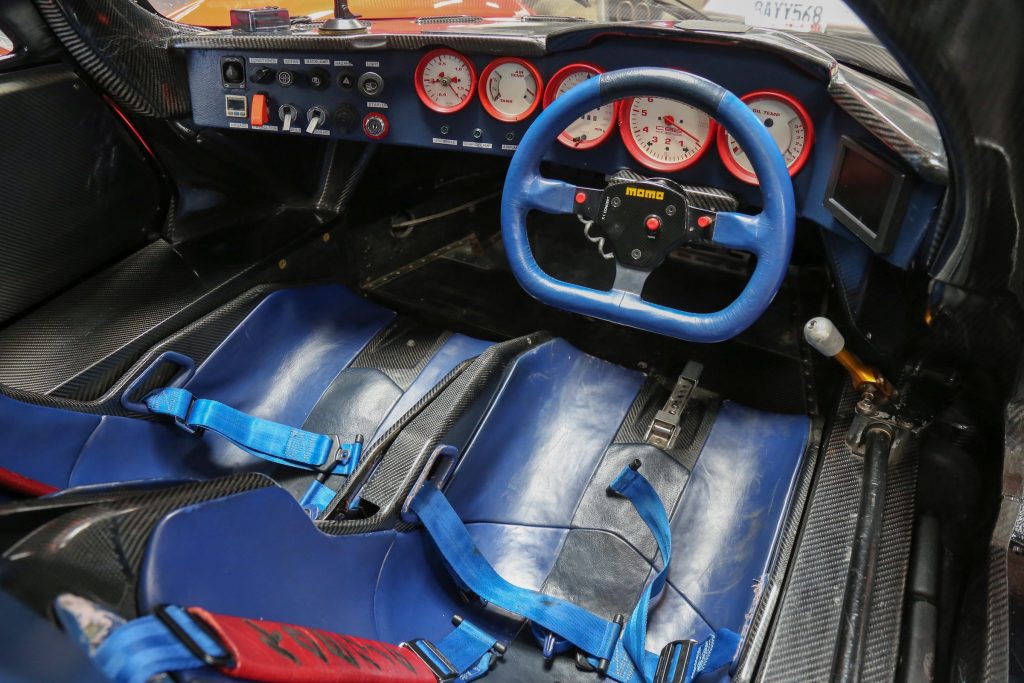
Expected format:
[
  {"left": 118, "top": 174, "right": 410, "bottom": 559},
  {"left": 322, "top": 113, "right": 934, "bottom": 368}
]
[{"left": 663, "top": 115, "right": 700, "bottom": 144}]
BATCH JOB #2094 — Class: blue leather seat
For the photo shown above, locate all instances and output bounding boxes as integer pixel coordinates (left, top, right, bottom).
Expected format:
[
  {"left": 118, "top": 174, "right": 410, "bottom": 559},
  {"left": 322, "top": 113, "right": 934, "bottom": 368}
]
[
  {"left": 0, "top": 286, "right": 491, "bottom": 490},
  {"left": 136, "top": 338, "right": 811, "bottom": 682}
]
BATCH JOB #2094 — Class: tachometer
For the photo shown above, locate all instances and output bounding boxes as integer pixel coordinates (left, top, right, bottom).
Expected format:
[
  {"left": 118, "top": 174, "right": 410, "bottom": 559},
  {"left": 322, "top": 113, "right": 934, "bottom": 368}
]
[
  {"left": 619, "top": 97, "right": 716, "bottom": 172},
  {"left": 414, "top": 48, "right": 476, "bottom": 114},
  {"left": 542, "top": 63, "right": 617, "bottom": 150},
  {"left": 717, "top": 90, "right": 814, "bottom": 184},
  {"left": 479, "top": 57, "right": 542, "bottom": 123}
]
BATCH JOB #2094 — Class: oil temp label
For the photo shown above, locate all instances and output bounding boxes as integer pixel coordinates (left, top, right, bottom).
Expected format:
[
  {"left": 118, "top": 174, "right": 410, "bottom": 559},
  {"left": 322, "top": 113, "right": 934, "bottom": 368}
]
[
  {"left": 462, "top": 141, "right": 493, "bottom": 149},
  {"left": 432, "top": 138, "right": 458, "bottom": 146}
]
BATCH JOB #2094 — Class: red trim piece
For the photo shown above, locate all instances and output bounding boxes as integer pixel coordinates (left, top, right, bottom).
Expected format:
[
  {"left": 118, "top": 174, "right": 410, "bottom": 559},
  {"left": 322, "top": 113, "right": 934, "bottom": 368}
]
[
  {"left": 541, "top": 63, "right": 618, "bottom": 151},
  {"left": 618, "top": 96, "right": 717, "bottom": 173},
  {"left": 478, "top": 57, "right": 543, "bottom": 123},
  {"left": 101, "top": 95, "right": 156, "bottom": 159},
  {"left": 716, "top": 89, "right": 815, "bottom": 186},
  {"left": 190, "top": 608, "right": 436, "bottom": 683},
  {"left": 0, "top": 467, "right": 58, "bottom": 497},
  {"left": 414, "top": 48, "right": 477, "bottom": 114},
  {"left": 362, "top": 112, "right": 390, "bottom": 140}
]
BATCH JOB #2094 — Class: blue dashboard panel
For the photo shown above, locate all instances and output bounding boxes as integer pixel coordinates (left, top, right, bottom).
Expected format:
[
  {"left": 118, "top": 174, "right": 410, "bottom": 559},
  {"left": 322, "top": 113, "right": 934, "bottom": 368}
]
[{"left": 185, "top": 36, "right": 942, "bottom": 268}]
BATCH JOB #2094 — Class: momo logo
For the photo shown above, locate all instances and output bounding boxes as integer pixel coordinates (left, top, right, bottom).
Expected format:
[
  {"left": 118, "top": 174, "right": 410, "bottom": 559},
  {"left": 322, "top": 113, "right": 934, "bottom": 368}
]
[{"left": 624, "top": 186, "right": 664, "bottom": 200}]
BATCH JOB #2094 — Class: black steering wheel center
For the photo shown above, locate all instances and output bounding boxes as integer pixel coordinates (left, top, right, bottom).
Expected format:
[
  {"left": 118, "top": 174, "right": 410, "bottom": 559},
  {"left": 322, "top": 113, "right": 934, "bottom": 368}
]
[{"left": 576, "top": 178, "right": 717, "bottom": 270}]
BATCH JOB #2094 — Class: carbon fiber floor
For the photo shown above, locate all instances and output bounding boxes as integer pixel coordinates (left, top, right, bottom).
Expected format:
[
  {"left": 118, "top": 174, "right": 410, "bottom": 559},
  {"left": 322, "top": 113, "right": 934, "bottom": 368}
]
[{"left": 757, "top": 389, "right": 919, "bottom": 682}]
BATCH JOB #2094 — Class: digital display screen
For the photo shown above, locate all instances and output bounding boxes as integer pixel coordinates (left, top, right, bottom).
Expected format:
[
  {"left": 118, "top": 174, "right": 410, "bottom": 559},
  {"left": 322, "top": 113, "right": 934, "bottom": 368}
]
[
  {"left": 831, "top": 147, "right": 897, "bottom": 236},
  {"left": 825, "top": 138, "right": 909, "bottom": 254}
]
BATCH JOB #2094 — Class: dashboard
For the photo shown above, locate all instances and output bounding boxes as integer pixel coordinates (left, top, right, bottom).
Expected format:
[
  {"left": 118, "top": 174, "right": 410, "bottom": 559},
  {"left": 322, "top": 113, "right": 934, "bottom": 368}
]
[{"left": 180, "top": 23, "right": 946, "bottom": 271}]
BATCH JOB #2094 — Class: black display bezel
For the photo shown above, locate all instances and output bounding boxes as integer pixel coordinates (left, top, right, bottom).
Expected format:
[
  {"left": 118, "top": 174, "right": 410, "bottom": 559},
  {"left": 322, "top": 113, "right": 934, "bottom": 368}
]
[{"left": 825, "top": 136, "right": 911, "bottom": 255}]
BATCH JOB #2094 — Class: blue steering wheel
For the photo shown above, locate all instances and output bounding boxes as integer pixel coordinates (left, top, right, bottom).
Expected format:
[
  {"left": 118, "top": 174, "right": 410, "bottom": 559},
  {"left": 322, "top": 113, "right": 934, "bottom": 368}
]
[{"left": 500, "top": 68, "right": 797, "bottom": 343}]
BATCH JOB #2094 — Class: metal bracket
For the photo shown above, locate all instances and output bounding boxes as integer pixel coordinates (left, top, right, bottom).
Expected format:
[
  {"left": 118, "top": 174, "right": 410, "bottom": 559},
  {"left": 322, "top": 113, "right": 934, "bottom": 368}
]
[
  {"left": 645, "top": 361, "right": 703, "bottom": 450},
  {"left": 846, "top": 395, "right": 923, "bottom": 457}
]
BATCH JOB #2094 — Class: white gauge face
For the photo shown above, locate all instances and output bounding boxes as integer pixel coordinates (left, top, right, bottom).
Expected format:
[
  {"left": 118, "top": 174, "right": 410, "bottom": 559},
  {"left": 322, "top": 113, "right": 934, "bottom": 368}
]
[
  {"left": 547, "top": 67, "right": 616, "bottom": 149},
  {"left": 623, "top": 97, "right": 714, "bottom": 170},
  {"left": 482, "top": 59, "right": 540, "bottom": 122},
  {"left": 417, "top": 50, "right": 475, "bottom": 112},
  {"left": 721, "top": 93, "right": 812, "bottom": 179}
]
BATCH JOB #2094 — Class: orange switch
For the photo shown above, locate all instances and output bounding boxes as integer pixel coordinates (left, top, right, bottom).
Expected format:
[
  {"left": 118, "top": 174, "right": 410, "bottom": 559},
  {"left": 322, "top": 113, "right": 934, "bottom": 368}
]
[{"left": 250, "top": 94, "right": 269, "bottom": 127}]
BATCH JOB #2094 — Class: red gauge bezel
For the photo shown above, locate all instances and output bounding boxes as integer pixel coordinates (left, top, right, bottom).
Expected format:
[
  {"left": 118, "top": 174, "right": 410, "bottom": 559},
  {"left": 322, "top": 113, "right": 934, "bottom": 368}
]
[
  {"left": 479, "top": 57, "right": 544, "bottom": 123},
  {"left": 414, "top": 48, "right": 477, "bottom": 114},
  {"left": 542, "top": 63, "right": 618, "bottom": 150},
  {"left": 362, "top": 112, "right": 389, "bottom": 140},
  {"left": 618, "top": 96, "right": 717, "bottom": 172},
  {"left": 716, "top": 89, "right": 815, "bottom": 185}
]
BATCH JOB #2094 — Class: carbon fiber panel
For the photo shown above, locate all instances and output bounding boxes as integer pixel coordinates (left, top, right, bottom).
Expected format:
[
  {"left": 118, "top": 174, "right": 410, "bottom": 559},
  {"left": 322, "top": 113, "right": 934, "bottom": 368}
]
[
  {"left": 757, "top": 389, "right": 918, "bottom": 683},
  {"left": 33, "top": 0, "right": 196, "bottom": 117},
  {"left": 0, "top": 473, "right": 273, "bottom": 618},
  {"left": 317, "top": 333, "right": 547, "bottom": 535},
  {"left": 0, "top": 65, "right": 158, "bottom": 326},
  {"left": 349, "top": 320, "right": 450, "bottom": 390},
  {"left": 0, "top": 240, "right": 258, "bottom": 399},
  {"left": 0, "top": 285, "right": 271, "bottom": 416}
]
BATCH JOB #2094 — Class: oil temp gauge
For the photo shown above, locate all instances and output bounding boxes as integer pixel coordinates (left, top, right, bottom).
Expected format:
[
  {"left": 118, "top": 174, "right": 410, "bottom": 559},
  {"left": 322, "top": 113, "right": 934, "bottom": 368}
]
[
  {"left": 717, "top": 90, "right": 814, "bottom": 184},
  {"left": 479, "top": 57, "right": 543, "bottom": 123}
]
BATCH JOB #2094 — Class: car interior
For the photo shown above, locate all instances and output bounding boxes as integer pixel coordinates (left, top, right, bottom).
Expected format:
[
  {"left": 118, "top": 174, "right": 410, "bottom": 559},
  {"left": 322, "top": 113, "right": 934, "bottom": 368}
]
[{"left": 0, "top": 0, "right": 1018, "bottom": 681}]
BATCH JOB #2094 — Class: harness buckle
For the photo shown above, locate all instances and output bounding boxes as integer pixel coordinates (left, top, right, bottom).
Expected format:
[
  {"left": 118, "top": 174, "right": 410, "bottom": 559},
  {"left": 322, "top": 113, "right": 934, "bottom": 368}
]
[
  {"left": 654, "top": 639, "right": 696, "bottom": 683},
  {"left": 400, "top": 638, "right": 459, "bottom": 682},
  {"left": 153, "top": 604, "right": 234, "bottom": 669}
]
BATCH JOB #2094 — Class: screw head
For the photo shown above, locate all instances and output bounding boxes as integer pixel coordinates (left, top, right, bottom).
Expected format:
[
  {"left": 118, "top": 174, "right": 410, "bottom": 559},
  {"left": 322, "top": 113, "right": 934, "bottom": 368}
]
[
  {"left": 440, "top": 125, "right": 449, "bottom": 135},
  {"left": 666, "top": 204, "right": 677, "bottom": 216},
  {"left": 472, "top": 128, "right": 483, "bottom": 139},
  {"left": 631, "top": 248, "right": 642, "bottom": 260},
  {"left": 611, "top": 197, "right": 622, "bottom": 208},
  {"left": 505, "top": 131, "right": 515, "bottom": 141}
]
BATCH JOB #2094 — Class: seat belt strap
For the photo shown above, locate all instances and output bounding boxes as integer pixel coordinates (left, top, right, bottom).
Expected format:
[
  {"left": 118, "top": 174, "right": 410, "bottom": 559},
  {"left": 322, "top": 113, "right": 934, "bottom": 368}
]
[
  {"left": 90, "top": 603, "right": 499, "bottom": 683},
  {"left": 408, "top": 461, "right": 739, "bottom": 683},
  {"left": 145, "top": 387, "right": 363, "bottom": 475}
]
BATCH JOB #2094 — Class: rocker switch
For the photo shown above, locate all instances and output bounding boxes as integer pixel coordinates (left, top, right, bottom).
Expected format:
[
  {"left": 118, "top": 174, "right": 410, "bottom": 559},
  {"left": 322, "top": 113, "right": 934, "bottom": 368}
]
[{"left": 250, "top": 94, "right": 269, "bottom": 126}]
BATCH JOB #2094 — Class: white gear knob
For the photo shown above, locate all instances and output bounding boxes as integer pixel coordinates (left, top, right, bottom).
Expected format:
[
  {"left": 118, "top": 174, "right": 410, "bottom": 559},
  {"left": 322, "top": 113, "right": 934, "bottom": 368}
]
[{"left": 804, "top": 317, "right": 845, "bottom": 357}]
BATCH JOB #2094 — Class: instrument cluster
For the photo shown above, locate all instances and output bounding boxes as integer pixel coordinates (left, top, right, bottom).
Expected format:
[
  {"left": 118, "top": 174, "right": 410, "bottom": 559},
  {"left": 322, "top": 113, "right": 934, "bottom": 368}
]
[{"left": 413, "top": 52, "right": 814, "bottom": 185}]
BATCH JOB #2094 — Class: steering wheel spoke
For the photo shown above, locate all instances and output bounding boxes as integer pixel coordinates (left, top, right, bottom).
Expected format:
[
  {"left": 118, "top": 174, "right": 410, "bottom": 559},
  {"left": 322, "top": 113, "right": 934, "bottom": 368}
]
[
  {"left": 524, "top": 178, "right": 596, "bottom": 215},
  {"left": 612, "top": 263, "right": 651, "bottom": 296},
  {"left": 708, "top": 211, "right": 765, "bottom": 255}
]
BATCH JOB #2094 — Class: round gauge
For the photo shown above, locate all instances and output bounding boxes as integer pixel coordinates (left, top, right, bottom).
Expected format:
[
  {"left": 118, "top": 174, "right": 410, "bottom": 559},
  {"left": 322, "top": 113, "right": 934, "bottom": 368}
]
[
  {"left": 717, "top": 90, "right": 814, "bottom": 184},
  {"left": 414, "top": 48, "right": 477, "bottom": 114},
  {"left": 479, "top": 58, "right": 543, "bottom": 123},
  {"left": 542, "top": 64, "right": 617, "bottom": 150},
  {"left": 619, "top": 97, "right": 716, "bottom": 172}
]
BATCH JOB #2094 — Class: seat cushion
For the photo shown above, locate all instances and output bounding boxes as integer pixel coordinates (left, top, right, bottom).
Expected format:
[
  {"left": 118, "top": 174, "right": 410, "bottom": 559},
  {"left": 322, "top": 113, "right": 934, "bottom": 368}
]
[{"left": 137, "top": 338, "right": 811, "bottom": 681}]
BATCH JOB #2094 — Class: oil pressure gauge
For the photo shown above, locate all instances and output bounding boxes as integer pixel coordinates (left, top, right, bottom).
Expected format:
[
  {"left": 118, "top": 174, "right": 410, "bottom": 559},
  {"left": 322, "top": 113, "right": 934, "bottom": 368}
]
[
  {"left": 479, "top": 57, "right": 543, "bottom": 122},
  {"left": 542, "top": 63, "right": 617, "bottom": 150},
  {"left": 717, "top": 90, "right": 814, "bottom": 184}
]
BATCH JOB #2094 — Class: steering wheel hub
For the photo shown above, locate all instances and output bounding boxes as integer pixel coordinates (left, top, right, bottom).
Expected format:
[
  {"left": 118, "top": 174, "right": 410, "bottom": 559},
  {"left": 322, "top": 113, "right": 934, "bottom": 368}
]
[{"left": 576, "top": 177, "right": 717, "bottom": 270}]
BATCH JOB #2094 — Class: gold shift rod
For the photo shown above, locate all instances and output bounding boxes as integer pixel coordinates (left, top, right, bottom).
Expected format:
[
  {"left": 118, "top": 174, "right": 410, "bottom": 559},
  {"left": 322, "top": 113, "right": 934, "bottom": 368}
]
[{"left": 804, "top": 317, "right": 895, "bottom": 399}]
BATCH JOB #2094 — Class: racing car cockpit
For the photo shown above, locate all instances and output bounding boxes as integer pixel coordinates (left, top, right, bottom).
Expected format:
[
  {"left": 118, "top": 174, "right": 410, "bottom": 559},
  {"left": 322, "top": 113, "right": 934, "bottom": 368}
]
[{"left": 0, "top": 0, "right": 1019, "bottom": 681}]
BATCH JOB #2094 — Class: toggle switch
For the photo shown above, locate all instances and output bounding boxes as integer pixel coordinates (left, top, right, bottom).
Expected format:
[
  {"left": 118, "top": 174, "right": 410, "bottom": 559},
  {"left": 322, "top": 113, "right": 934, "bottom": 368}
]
[
  {"left": 305, "top": 106, "right": 328, "bottom": 134},
  {"left": 278, "top": 104, "right": 298, "bottom": 132},
  {"left": 250, "top": 93, "right": 269, "bottom": 126}
]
